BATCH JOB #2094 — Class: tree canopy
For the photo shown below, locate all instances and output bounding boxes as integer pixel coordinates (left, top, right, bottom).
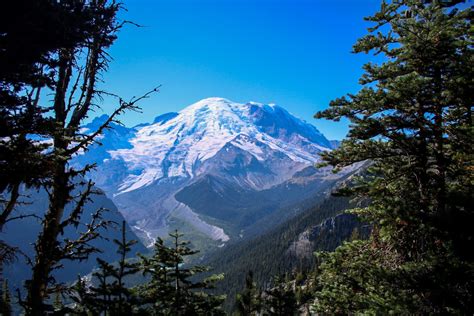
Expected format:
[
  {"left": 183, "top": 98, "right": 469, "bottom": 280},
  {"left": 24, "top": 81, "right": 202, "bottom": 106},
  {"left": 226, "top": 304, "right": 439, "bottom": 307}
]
[{"left": 313, "top": 0, "right": 473, "bottom": 313}]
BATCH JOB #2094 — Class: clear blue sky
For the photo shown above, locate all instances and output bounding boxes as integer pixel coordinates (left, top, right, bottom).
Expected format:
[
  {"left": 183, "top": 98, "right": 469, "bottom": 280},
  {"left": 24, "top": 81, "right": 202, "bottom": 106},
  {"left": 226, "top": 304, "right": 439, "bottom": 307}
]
[{"left": 98, "top": 0, "right": 382, "bottom": 140}]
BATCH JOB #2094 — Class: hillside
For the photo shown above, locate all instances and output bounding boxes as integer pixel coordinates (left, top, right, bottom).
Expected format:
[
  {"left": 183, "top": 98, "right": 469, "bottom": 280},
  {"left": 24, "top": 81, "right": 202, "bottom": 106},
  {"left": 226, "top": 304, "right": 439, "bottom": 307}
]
[{"left": 203, "top": 193, "right": 370, "bottom": 311}]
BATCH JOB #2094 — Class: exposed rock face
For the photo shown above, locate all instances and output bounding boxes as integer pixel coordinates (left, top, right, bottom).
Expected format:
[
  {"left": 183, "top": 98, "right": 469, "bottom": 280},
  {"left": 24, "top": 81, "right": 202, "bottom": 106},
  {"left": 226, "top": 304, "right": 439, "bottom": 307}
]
[{"left": 287, "top": 213, "right": 371, "bottom": 259}]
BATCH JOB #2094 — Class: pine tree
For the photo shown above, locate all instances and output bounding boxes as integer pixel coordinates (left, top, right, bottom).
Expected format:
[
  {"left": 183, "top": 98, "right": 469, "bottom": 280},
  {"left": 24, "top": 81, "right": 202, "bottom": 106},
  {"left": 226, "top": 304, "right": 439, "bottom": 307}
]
[
  {"left": 263, "top": 276, "right": 297, "bottom": 316},
  {"left": 0, "top": 0, "right": 88, "bottom": 228},
  {"left": 13, "top": 1, "right": 159, "bottom": 313},
  {"left": 74, "top": 221, "right": 141, "bottom": 315},
  {"left": 312, "top": 0, "right": 473, "bottom": 314},
  {"left": 137, "top": 230, "right": 225, "bottom": 315},
  {"left": 52, "top": 292, "right": 63, "bottom": 313},
  {"left": 0, "top": 0, "right": 96, "bottom": 291},
  {"left": 235, "top": 271, "right": 262, "bottom": 316},
  {"left": 136, "top": 238, "right": 175, "bottom": 314}
]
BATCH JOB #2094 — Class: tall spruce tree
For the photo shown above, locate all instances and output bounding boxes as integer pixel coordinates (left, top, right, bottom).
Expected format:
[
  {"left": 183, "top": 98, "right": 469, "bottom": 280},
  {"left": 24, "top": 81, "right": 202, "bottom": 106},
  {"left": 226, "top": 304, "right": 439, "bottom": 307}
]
[
  {"left": 0, "top": 279, "right": 12, "bottom": 316},
  {"left": 72, "top": 221, "right": 141, "bottom": 315},
  {"left": 263, "top": 276, "right": 297, "bottom": 316},
  {"left": 0, "top": 0, "right": 92, "bottom": 222},
  {"left": 135, "top": 238, "right": 175, "bottom": 314},
  {"left": 234, "top": 271, "right": 262, "bottom": 316},
  {"left": 137, "top": 230, "right": 225, "bottom": 315},
  {"left": 312, "top": 0, "right": 473, "bottom": 314},
  {"left": 0, "top": 0, "right": 102, "bottom": 292}
]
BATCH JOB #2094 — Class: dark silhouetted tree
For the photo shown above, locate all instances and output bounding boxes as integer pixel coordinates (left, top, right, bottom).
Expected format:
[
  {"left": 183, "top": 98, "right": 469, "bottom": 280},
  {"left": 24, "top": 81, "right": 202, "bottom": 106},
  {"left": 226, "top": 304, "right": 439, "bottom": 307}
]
[
  {"left": 235, "top": 271, "right": 262, "bottom": 316},
  {"left": 0, "top": 0, "right": 160, "bottom": 314},
  {"left": 263, "top": 275, "right": 297, "bottom": 316}
]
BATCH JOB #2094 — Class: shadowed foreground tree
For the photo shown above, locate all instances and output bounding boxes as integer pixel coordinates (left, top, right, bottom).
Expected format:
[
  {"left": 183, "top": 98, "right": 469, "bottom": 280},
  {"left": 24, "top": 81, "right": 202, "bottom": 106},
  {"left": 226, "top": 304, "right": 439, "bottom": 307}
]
[
  {"left": 1, "top": 0, "right": 160, "bottom": 314},
  {"left": 0, "top": 0, "right": 92, "bottom": 222},
  {"left": 312, "top": 0, "right": 473, "bottom": 314},
  {"left": 234, "top": 271, "right": 262, "bottom": 316},
  {"left": 263, "top": 275, "right": 297, "bottom": 316},
  {"left": 72, "top": 230, "right": 225, "bottom": 315},
  {"left": 0, "top": 0, "right": 105, "bottom": 290},
  {"left": 71, "top": 221, "right": 141, "bottom": 315}
]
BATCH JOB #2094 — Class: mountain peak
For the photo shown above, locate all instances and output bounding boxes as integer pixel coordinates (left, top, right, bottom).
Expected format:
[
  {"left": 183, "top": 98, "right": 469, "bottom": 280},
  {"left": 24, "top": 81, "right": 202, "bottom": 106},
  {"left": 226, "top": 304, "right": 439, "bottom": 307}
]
[
  {"left": 186, "top": 97, "right": 232, "bottom": 109},
  {"left": 98, "top": 98, "right": 332, "bottom": 194}
]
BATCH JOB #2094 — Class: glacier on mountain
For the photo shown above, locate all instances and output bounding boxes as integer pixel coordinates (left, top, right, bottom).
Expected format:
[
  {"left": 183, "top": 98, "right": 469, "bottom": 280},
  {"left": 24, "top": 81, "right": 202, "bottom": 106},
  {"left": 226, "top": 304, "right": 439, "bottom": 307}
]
[{"left": 108, "top": 97, "right": 331, "bottom": 195}]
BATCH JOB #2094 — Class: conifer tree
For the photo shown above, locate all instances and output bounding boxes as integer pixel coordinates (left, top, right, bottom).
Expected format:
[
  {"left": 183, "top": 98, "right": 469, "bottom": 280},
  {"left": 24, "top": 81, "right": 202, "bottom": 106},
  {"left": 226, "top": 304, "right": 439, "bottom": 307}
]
[
  {"left": 136, "top": 238, "right": 175, "bottom": 314},
  {"left": 0, "top": 0, "right": 102, "bottom": 291},
  {"left": 137, "top": 230, "right": 225, "bottom": 315},
  {"left": 10, "top": 1, "right": 159, "bottom": 313},
  {"left": 52, "top": 292, "right": 63, "bottom": 314},
  {"left": 73, "top": 221, "right": 141, "bottom": 315},
  {"left": 263, "top": 276, "right": 297, "bottom": 316},
  {"left": 0, "top": 0, "right": 92, "bottom": 228},
  {"left": 235, "top": 271, "right": 262, "bottom": 316},
  {"left": 312, "top": 0, "right": 473, "bottom": 314}
]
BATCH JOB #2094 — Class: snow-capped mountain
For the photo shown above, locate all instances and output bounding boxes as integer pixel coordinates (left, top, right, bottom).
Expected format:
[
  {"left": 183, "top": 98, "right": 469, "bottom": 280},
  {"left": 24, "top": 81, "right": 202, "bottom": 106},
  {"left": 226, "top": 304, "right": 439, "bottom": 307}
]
[
  {"left": 76, "top": 98, "right": 356, "bottom": 248},
  {"left": 102, "top": 97, "right": 330, "bottom": 194}
]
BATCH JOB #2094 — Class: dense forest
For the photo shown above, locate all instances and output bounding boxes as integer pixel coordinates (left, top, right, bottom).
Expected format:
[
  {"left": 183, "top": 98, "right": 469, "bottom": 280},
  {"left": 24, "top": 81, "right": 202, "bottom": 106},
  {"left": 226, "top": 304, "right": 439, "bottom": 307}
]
[{"left": 1, "top": 0, "right": 472, "bottom": 315}]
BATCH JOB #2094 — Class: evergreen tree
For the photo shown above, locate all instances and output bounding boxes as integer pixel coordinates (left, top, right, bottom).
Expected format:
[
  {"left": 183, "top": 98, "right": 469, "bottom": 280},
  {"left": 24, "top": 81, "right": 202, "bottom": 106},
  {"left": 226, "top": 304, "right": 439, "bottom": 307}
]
[
  {"left": 262, "top": 276, "right": 297, "bottom": 316},
  {"left": 136, "top": 238, "right": 175, "bottom": 314},
  {"left": 70, "top": 276, "right": 95, "bottom": 315},
  {"left": 73, "top": 221, "right": 141, "bottom": 315},
  {"left": 235, "top": 271, "right": 262, "bottom": 316},
  {"left": 0, "top": 0, "right": 100, "bottom": 292},
  {"left": 52, "top": 292, "right": 63, "bottom": 314},
  {"left": 312, "top": 0, "right": 473, "bottom": 314},
  {"left": 137, "top": 230, "right": 225, "bottom": 315},
  {"left": 0, "top": 0, "right": 93, "bottom": 226}
]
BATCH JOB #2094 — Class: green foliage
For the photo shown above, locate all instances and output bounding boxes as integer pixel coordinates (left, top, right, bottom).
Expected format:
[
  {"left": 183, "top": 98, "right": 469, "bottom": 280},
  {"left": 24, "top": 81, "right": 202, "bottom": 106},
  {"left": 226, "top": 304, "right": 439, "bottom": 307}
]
[
  {"left": 72, "top": 221, "right": 141, "bottom": 315},
  {"left": 234, "top": 271, "right": 262, "bottom": 316},
  {"left": 313, "top": 0, "right": 474, "bottom": 313},
  {"left": 206, "top": 193, "right": 368, "bottom": 312},
  {"left": 71, "top": 229, "right": 225, "bottom": 315},
  {"left": 136, "top": 230, "right": 225, "bottom": 315},
  {"left": 313, "top": 240, "right": 413, "bottom": 314},
  {"left": 263, "top": 276, "right": 297, "bottom": 316}
]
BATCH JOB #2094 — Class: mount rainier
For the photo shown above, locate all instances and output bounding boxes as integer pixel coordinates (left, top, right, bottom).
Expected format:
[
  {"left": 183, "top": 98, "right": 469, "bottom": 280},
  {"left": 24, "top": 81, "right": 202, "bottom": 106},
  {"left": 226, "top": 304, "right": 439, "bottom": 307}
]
[{"left": 75, "top": 97, "right": 358, "bottom": 248}]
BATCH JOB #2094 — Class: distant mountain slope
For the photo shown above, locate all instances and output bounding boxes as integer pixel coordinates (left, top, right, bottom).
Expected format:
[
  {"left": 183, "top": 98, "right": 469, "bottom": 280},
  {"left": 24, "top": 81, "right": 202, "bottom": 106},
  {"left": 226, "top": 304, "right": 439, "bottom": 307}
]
[
  {"left": 204, "top": 194, "right": 370, "bottom": 311},
  {"left": 1, "top": 185, "right": 146, "bottom": 291},
  {"left": 74, "top": 97, "right": 360, "bottom": 249},
  {"left": 201, "top": 162, "right": 370, "bottom": 311}
]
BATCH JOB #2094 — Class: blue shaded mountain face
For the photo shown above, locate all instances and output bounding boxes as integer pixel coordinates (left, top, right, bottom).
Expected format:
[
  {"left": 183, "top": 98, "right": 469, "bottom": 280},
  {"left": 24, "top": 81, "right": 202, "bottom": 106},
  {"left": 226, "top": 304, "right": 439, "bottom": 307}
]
[
  {"left": 73, "top": 97, "right": 360, "bottom": 249},
  {"left": 2, "top": 184, "right": 146, "bottom": 291},
  {"left": 153, "top": 112, "right": 179, "bottom": 125}
]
